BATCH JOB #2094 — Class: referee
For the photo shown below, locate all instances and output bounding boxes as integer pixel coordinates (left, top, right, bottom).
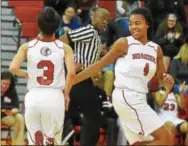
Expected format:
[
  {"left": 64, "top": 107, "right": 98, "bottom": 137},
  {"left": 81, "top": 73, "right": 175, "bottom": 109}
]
[{"left": 60, "top": 7, "right": 109, "bottom": 146}]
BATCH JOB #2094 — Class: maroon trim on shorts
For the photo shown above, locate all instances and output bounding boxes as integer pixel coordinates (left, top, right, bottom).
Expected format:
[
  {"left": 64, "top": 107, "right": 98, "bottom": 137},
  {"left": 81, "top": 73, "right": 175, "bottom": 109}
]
[{"left": 122, "top": 90, "right": 145, "bottom": 135}]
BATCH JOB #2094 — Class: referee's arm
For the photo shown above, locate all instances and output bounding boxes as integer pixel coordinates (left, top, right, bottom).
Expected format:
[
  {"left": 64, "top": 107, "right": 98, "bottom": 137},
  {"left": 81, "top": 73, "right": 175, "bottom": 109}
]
[{"left": 59, "top": 25, "right": 95, "bottom": 45}]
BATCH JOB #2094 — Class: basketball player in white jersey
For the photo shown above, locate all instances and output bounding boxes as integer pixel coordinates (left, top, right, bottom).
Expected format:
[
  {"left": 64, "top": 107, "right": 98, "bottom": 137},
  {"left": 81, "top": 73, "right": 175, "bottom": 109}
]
[
  {"left": 73, "top": 8, "right": 175, "bottom": 145},
  {"left": 155, "top": 82, "right": 188, "bottom": 145},
  {"left": 9, "top": 7, "right": 75, "bottom": 145}
]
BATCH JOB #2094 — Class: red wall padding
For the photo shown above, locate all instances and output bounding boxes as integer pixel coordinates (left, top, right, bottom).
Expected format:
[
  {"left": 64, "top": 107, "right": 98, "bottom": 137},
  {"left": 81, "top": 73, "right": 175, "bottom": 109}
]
[
  {"left": 15, "top": 7, "right": 42, "bottom": 22},
  {"left": 8, "top": 0, "right": 44, "bottom": 8},
  {"left": 21, "top": 22, "right": 39, "bottom": 37},
  {"left": 98, "top": 0, "right": 116, "bottom": 19}
]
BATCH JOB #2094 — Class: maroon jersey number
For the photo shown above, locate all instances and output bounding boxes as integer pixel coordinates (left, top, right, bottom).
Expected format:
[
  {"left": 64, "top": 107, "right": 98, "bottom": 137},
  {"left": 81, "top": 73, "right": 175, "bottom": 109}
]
[
  {"left": 164, "top": 103, "right": 175, "bottom": 111},
  {"left": 144, "top": 63, "right": 149, "bottom": 76},
  {"left": 37, "top": 60, "right": 54, "bottom": 85}
]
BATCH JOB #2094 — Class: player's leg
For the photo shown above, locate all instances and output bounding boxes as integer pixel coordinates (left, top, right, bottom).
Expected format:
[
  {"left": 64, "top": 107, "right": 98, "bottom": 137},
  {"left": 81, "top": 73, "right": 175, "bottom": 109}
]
[
  {"left": 112, "top": 88, "right": 173, "bottom": 145},
  {"left": 40, "top": 90, "right": 65, "bottom": 145},
  {"left": 164, "top": 121, "right": 177, "bottom": 144},
  {"left": 116, "top": 118, "right": 127, "bottom": 145},
  {"left": 177, "top": 121, "right": 188, "bottom": 145},
  {"left": 25, "top": 91, "right": 43, "bottom": 145}
]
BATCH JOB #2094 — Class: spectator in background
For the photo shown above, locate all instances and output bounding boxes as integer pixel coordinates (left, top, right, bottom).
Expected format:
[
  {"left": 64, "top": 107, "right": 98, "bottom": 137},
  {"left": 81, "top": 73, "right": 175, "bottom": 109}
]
[
  {"left": 1, "top": 71, "right": 25, "bottom": 145},
  {"left": 43, "top": 0, "right": 71, "bottom": 15},
  {"left": 116, "top": 0, "right": 141, "bottom": 32},
  {"left": 56, "top": 6, "right": 82, "bottom": 38},
  {"left": 170, "top": 42, "right": 188, "bottom": 84},
  {"left": 155, "top": 13, "right": 185, "bottom": 72},
  {"left": 116, "top": 0, "right": 141, "bottom": 18},
  {"left": 71, "top": 0, "right": 98, "bottom": 25},
  {"left": 145, "top": 0, "right": 186, "bottom": 31}
]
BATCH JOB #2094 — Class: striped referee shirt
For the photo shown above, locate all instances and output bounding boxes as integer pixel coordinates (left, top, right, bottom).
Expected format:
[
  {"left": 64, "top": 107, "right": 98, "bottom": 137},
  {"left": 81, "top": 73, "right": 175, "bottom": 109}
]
[{"left": 67, "top": 24, "right": 101, "bottom": 69}]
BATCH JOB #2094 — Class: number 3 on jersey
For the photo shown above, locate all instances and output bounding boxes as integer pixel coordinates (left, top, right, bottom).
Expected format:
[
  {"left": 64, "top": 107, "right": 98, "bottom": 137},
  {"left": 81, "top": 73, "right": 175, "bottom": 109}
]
[
  {"left": 144, "top": 63, "right": 149, "bottom": 76},
  {"left": 37, "top": 60, "right": 54, "bottom": 85}
]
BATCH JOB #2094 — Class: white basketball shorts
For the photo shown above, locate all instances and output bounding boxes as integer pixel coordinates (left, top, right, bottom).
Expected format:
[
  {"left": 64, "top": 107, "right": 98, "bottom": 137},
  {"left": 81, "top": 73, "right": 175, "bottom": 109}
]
[
  {"left": 161, "top": 116, "right": 185, "bottom": 126},
  {"left": 24, "top": 88, "right": 65, "bottom": 145},
  {"left": 112, "top": 88, "right": 164, "bottom": 145}
]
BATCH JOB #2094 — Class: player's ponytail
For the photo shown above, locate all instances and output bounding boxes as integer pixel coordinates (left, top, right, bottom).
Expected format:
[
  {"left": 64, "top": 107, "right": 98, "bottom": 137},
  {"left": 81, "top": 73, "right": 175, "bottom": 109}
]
[{"left": 38, "top": 7, "right": 60, "bottom": 36}]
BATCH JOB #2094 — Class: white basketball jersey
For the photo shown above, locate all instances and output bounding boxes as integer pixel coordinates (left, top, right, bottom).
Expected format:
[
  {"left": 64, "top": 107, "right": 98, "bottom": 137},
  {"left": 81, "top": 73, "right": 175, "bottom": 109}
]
[
  {"left": 27, "top": 39, "right": 65, "bottom": 90},
  {"left": 156, "top": 92, "right": 178, "bottom": 119},
  {"left": 114, "top": 36, "right": 158, "bottom": 93}
]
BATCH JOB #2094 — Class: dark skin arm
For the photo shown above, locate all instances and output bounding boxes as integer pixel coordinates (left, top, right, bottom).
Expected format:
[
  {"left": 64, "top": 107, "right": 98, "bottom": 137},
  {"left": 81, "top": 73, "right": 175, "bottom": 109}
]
[
  {"left": 156, "top": 46, "right": 174, "bottom": 87},
  {"left": 154, "top": 47, "right": 173, "bottom": 106},
  {"left": 73, "top": 38, "right": 128, "bottom": 84}
]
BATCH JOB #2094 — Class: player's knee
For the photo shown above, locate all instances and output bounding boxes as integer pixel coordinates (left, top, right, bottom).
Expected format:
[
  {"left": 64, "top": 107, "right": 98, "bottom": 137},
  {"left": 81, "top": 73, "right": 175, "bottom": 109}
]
[
  {"left": 15, "top": 113, "right": 24, "bottom": 123},
  {"left": 165, "top": 121, "right": 176, "bottom": 133},
  {"left": 179, "top": 122, "right": 188, "bottom": 134}
]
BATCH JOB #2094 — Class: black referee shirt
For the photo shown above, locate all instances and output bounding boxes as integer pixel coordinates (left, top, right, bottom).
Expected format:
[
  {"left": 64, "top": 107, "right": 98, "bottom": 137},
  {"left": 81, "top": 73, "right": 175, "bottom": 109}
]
[{"left": 67, "top": 24, "right": 101, "bottom": 69}]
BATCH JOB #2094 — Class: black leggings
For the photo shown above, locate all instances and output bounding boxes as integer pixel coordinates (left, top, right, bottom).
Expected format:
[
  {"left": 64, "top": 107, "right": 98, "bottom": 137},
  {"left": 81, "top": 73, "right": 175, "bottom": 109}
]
[{"left": 69, "top": 78, "right": 101, "bottom": 146}]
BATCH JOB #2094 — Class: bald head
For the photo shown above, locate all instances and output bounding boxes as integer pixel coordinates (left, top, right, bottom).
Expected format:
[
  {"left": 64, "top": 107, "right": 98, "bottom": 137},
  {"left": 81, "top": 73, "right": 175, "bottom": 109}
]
[
  {"left": 91, "top": 7, "right": 109, "bottom": 16},
  {"left": 91, "top": 7, "right": 109, "bottom": 31}
]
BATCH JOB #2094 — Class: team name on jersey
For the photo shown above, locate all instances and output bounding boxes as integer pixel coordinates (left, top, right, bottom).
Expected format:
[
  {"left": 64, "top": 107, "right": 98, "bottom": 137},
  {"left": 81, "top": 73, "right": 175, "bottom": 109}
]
[
  {"left": 167, "top": 98, "right": 176, "bottom": 102},
  {"left": 132, "top": 53, "right": 156, "bottom": 63}
]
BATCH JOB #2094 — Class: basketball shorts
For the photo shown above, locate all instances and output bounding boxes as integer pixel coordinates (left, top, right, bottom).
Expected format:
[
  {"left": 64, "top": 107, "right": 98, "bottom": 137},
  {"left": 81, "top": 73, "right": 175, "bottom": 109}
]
[
  {"left": 161, "top": 116, "right": 185, "bottom": 126},
  {"left": 112, "top": 88, "right": 163, "bottom": 145},
  {"left": 24, "top": 88, "right": 65, "bottom": 145}
]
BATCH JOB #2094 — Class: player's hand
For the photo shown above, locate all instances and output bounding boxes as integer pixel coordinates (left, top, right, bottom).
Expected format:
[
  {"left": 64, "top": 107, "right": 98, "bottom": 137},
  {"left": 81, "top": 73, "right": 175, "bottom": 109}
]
[
  {"left": 175, "top": 32, "right": 181, "bottom": 39},
  {"left": 77, "top": 9, "right": 82, "bottom": 14},
  {"left": 65, "top": 95, "right": 70, "bottom": 111},
  {"left": 163, "top": 73, "right": 174, "bottom": 92},
  {"left": 179, "top": 81, "right": 186, "bottom": 94}
]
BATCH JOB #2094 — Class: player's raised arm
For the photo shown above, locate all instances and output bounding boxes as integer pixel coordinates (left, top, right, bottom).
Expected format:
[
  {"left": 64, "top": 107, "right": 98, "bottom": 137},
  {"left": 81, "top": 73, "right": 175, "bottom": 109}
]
[
  {"left": 64, "top": 44, "right": 76, "bottom": 97},
  {"left": 74, "top": 38, "right": 128, "bottom": 85},
  {"left": 9, "top": 43, "right": 28, "bottom": 78},
  {"left": 156, "top": 46, "right": 174, "bottom": 90}
]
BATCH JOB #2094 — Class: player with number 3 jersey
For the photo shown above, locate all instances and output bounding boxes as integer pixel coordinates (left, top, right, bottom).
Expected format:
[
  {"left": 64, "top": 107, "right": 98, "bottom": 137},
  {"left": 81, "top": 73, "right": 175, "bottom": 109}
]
[{"left": 9, "top": 7, "right": 75, "bottom": 145}]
